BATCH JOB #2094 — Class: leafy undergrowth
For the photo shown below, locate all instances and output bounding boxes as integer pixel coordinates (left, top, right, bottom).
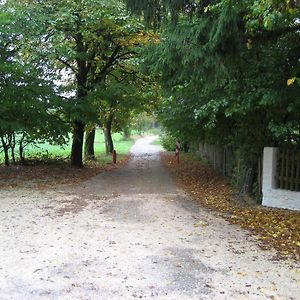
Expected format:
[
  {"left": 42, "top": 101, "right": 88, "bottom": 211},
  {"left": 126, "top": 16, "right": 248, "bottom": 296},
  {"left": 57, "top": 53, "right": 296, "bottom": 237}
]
[
  {"left": 161, "top": 152, "right": 300, "bottom": 261},
  {"left": 0, "top": 154, "right": 131, "bottom": 189}
]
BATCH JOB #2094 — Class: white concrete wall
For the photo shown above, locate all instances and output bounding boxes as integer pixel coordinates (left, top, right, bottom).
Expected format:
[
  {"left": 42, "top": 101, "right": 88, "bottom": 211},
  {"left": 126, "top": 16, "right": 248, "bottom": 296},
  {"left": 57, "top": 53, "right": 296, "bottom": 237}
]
[{"left": 262, "top": 147, "right": 300, "bottom": 211}]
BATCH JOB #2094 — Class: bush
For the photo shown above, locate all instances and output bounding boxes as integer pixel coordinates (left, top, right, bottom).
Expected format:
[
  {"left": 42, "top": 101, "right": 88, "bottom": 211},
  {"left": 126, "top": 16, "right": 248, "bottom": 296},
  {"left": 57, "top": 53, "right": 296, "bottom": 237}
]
[{"left": 160, "top": 133, "right": 177, "bottom": 151}]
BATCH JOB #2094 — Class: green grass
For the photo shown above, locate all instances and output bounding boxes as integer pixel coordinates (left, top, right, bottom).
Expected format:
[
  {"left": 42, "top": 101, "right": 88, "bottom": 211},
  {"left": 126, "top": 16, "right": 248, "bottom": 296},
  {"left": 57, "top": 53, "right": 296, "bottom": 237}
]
[
  {"left": 0, "top": 129, "right": 134, "bottom": 164},
  {"left": 152, "top": 138, "right": 162, "bottom": 146},
  {"left": 94, "top": 132, "right": 134, "bottom": 164}
]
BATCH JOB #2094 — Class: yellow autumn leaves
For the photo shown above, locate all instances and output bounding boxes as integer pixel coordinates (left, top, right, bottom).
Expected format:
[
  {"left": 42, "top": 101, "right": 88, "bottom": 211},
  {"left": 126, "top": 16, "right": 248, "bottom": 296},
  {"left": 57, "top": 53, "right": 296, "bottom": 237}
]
[
  {"left": 162, "top": 153, "right": 300, "bottom": 261},
  {"left": 287, "top": 77, "right": 297, "bottom": 86}
]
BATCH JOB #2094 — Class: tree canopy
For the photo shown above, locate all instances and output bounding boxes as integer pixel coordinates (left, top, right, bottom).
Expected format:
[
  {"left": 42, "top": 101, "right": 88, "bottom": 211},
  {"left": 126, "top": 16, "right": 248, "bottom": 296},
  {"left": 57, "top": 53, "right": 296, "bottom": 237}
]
[
  {"left": 1, "top": 0, "right": 299, "bottom": 183},
  {"left": 1, "top": 0, "right": 158, "bottom": 166},
  {"left": 0, "top": 8, "right": 69, "bottom": 165},
  {"left": 124, "top": 0, "right": 300, "bottom": 196},
  {"left": 127, "top": 0, "right": 300, "bottom": 155}
]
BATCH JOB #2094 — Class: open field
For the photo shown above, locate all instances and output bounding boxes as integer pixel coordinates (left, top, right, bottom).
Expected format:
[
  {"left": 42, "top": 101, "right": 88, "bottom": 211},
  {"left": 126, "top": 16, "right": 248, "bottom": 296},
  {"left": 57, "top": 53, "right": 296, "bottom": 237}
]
[{"left": 0, "top": 130, "right": 134, "bottom": 165}]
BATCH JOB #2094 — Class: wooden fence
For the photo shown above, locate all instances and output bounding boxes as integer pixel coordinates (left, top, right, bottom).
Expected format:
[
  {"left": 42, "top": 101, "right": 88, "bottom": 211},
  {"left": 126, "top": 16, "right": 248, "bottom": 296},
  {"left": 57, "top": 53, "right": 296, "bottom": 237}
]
[
  {"left": 195, "top": 142, "right": 263, "bottom": 199},
  {"left": 276, "top": 149, "right": 300, "bottom": 191},
  {"left": 197, "top": 143, "right": 235, "bottom": 178}
]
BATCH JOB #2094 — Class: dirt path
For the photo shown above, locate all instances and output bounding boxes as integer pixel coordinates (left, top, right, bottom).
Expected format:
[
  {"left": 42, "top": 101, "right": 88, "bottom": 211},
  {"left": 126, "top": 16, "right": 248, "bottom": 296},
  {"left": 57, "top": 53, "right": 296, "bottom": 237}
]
[{"left": 0, "top": 136, "right": 299, "bottom": 300}]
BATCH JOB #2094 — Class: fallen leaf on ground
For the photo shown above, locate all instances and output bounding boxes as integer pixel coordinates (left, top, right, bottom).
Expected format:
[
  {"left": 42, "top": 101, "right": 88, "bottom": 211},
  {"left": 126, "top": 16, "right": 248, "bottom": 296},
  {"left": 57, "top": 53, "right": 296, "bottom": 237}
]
[
  {"left": 0, "top": 154, "right": 131, "bottom": 189},
  {"left": 161, "top": 152, "right": 300, "bottom": 261}
]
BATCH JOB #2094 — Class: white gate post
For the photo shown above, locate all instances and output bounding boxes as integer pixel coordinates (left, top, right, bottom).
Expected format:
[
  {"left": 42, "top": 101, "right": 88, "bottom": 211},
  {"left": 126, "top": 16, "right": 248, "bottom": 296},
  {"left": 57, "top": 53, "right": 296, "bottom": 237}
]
[{"left": 262, "top": 147, "right": 278, "bottom": 195}]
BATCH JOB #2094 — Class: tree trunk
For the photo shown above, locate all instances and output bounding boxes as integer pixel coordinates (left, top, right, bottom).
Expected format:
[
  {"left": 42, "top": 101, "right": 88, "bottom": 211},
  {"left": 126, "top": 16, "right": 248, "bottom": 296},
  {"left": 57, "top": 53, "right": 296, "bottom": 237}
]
[
  {"left": 19, "top": 136, "right": 25, "bottom": 164},
  {"left": 11, "top": 134, "right": 16, "bottom": 164},
  {"left": 84, "top": 128, "right": 96, "bottom": 160},
  {"left": 71, "top": 26, "right": 88, "bottom": 167},
  {"left": 123, "top": 127, "right": 131, "bottom": 140},
  {"left": 106, "top": 115, "right": 114, "bottom": 154},
  {"left": 71, "top": 120, "right": 85, "bottom": 167},
  {"left": 11, "top": 146, "right": 16, "bottom": 164},
  {"left": 103, "top": 128, "right": 109, "bottom": 155},
  {"left": 183, "top": 141, "right": 189, "bottom": 153},
  {"left": 106, "top": 128, "right": 114, "bottom": 154},
  {"left": 4, "top": 147, "right": 9, "bottom": 166},
  {"left": 1, "top": 136, "right": 10, "bottom": 166}
]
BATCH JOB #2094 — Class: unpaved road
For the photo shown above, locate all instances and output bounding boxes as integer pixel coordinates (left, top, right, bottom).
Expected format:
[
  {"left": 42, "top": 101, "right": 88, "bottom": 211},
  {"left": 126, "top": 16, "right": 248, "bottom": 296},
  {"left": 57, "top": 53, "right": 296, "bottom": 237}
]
[{"left": 0, "top": 136, "right": 299, "bottom": 300}]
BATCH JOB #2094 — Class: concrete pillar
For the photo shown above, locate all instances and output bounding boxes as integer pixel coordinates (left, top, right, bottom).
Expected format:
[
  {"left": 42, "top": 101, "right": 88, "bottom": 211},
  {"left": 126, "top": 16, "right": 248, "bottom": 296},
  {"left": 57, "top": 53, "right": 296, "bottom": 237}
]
[
  {"left": 262, "top": 147, "right": 278, "bottom": 193},
  {"left": 262, "top": 147, "right": 299, "bottom": 211}
]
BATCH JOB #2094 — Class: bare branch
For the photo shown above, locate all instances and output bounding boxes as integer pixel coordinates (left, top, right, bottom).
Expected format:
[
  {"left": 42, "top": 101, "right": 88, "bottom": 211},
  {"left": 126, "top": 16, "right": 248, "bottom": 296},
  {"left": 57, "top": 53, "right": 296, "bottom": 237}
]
[{"left": 56, "top": 57, "right": 78, "bottom": 74}]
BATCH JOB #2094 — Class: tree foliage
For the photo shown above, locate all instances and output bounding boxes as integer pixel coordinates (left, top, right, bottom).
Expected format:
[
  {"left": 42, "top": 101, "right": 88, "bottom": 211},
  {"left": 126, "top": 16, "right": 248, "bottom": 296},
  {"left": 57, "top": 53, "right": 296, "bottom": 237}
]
[
  {"left": 0, "top": 8, "right": 69, "bottom": 165},
  {"left": 1, "top": 0, "right": 158, "bottom": 166},
  {"left": 128, "top": 0, "right": 300, "bottom": 152},
  {"left": 126, "top": 0, "right": 300, "bottom": 195}
]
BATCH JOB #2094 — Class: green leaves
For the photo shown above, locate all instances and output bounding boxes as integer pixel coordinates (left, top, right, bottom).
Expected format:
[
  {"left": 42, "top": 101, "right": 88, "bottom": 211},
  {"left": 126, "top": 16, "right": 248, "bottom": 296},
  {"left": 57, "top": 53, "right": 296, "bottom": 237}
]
[
  {"left": 140, "top": 0, "right": 300, "bottom": 165},
  {"left": 0, "top": 2, "right": 71, "bottom": 158},
  {"left": 245, "top": 0, "right": 299, "bottom": 32}
]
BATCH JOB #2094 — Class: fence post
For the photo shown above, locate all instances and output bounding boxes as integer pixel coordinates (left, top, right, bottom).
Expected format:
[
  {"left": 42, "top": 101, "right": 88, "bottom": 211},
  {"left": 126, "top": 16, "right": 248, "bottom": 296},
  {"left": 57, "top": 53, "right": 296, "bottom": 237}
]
[
  {"left": 112, "top": 150, "right": 117, "bottom": 164},
  {"left": 262, "top": 147, "right": 278, "bottom": 193},
  {"left": 175, "top": 141, "right": 180, "bottom": 164}
]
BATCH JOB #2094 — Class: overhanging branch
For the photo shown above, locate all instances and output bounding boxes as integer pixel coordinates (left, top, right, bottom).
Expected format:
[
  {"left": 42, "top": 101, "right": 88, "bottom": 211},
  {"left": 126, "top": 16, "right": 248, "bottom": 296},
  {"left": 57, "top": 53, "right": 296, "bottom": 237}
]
[
  {"left": 249, "top": 24, "right": 300, "bottom": 41},
  {"left": 56, "top": 57, "right": 78, "bottom": 74}
]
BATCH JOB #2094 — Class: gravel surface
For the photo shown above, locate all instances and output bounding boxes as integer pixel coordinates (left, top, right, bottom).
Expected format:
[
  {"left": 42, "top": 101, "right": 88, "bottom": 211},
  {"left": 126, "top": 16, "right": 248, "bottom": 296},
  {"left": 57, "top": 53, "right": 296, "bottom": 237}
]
[{"left": 0, "top": 136, "right": 299, "bottom": 300}]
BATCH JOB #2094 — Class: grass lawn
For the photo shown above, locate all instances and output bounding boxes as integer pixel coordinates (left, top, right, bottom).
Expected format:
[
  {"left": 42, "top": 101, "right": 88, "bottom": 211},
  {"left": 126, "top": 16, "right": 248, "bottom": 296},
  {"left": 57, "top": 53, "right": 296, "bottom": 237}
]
[
  {"left": 0, "top": 130, "right": 134, "bottom": 165},
  {"left": 93, "top": 131, "right": 134, "bottom": 164}
]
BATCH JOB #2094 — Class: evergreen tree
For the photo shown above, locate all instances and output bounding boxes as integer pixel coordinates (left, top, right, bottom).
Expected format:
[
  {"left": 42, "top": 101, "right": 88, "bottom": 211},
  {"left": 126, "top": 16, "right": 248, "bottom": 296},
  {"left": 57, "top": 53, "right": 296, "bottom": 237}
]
[{"left": 126, "top": 0, "right": 300, "bottom": 193}]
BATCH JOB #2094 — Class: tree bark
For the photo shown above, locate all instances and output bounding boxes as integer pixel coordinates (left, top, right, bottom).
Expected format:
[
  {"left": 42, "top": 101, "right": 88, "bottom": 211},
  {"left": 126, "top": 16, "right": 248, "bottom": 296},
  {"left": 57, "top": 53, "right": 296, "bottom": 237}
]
[
  {"left": 123, "top": 127, "right": 131, "bottom": 140},
  {"left": 70, "top": 22, "right": 88, "bottom": 167},
  {"left": 71, "top": 120, "right": 85, "bottom": 167},
  {"left": 106, "top": 128, "right": 114, "bottom": 154},
  {"left": 103, "top": 128, "right": 109, "bottom": 155},
  {"left": 84, "top": 128, "right": 96, "bottom": 160},
  {"left": 1, "top": 136, "right": 10, "bottom": 166},
  {"left": 183, "top": 141, "right": 190, "bottom": 153},
  {"left": 3, "top": 147, "right": 9, "bottom": 166},
  {"left": 106, "top": 115, "right": 114, "bottom": 154},
  {"left": 11, "top": 133, "right": 16, "bottom": 164},
  {"left": 19, "top": 135, "right": 25, "bottom": 164},
  {"left": 11, "top": 146, "right": 16, "bottom": 164}
]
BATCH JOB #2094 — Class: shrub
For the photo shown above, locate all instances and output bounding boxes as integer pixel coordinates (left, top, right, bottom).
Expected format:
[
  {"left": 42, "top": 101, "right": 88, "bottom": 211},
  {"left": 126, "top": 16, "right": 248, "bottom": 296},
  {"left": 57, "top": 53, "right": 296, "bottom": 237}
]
[{"left": 160, "top": 133, "right": 177, "bottom": 151}]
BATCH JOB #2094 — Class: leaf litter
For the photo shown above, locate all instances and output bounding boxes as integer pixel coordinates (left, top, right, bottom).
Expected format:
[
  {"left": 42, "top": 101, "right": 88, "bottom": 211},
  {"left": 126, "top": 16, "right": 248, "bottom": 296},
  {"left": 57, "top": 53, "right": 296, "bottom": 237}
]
[
  {"left": 161, "top": 153, "right": 300, "bottom": 261},
  {"left": 0, "top": 154, "right": 131, "bottom": 189}
]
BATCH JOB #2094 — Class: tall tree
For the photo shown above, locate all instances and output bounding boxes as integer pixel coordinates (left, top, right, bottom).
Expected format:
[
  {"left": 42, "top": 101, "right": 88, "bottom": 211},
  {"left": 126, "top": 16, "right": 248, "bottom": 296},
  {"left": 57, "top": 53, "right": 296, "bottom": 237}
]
[
  {"left": 87, "top": 73, "right": 159, "bottom": 155},
  {"left": 83, "top": 22, "right": 158, "bottom": 158},
  {"left": 0, "top": 8, "right": 68, "bottom": 165},
  {"left": 126, "top": 0, "right": 300, "bottom": 193},
  {"left": 7, "top": 0, "right": 147, "bottom": 166}
]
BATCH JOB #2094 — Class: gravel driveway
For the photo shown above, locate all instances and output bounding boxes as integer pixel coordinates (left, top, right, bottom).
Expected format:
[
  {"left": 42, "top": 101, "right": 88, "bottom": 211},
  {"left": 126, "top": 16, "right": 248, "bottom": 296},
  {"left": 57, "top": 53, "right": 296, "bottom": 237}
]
[{"left": 0, "top": 136, "right": 299, "bottom": 300}]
